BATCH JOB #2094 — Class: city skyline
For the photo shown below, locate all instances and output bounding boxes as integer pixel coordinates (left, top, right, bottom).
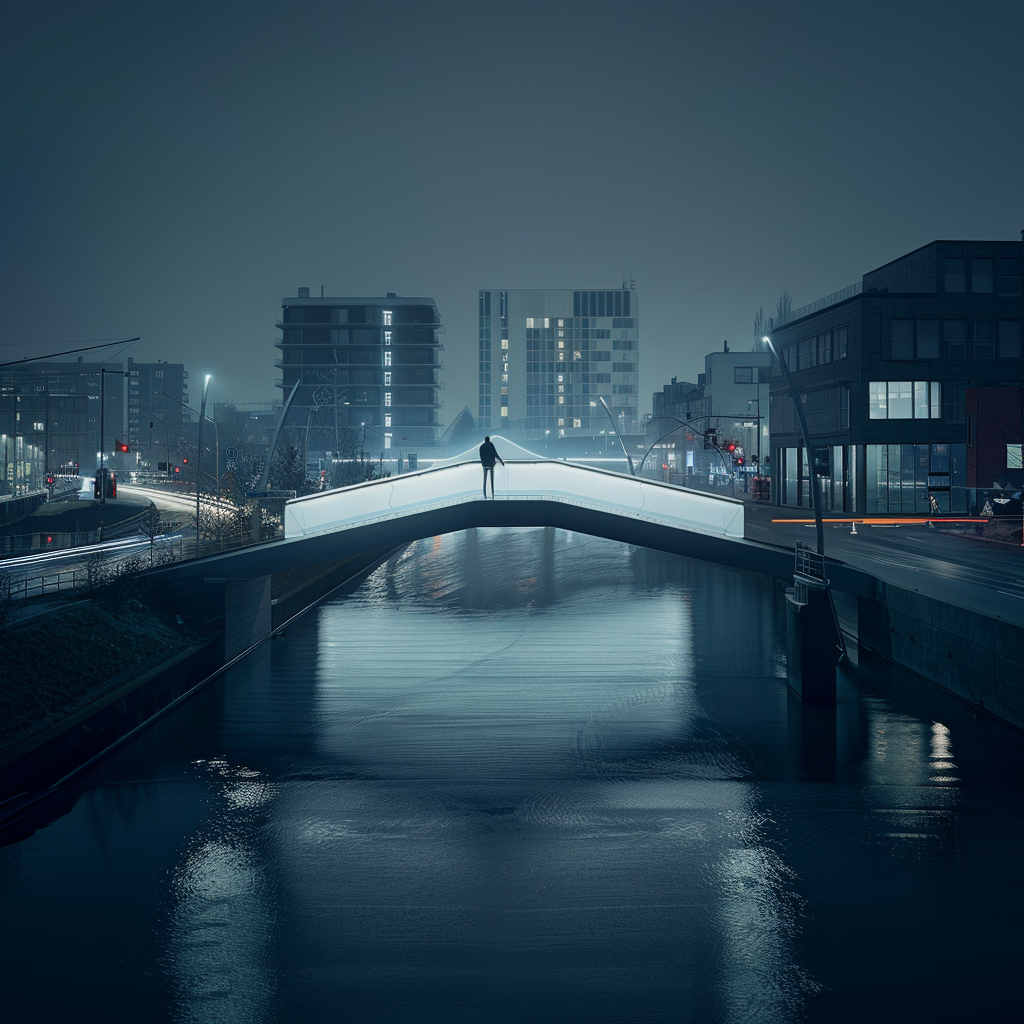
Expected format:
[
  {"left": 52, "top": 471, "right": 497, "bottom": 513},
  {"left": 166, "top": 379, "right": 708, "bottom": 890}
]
[{"left": 2, "top": 1, "right": 1021, "bottom": 423}]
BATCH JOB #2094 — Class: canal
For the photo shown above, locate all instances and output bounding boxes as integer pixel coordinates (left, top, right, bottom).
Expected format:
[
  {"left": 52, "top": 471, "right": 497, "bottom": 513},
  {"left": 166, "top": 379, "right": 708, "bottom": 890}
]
[{"left": 2, "top": 528, "right": 1023, "bottom": 1022}]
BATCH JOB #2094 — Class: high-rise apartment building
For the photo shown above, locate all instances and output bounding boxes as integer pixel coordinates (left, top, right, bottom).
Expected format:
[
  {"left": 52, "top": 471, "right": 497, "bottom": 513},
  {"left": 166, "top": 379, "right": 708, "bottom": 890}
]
[
  {"left": 126, "top": 358, "right": 189, "bottom": 454},
  {"left": 276, "top": 290, "right": 442, "bottom": 461},
  {"left": 477, "top": 287, "right": 639, "bottom": 439}
]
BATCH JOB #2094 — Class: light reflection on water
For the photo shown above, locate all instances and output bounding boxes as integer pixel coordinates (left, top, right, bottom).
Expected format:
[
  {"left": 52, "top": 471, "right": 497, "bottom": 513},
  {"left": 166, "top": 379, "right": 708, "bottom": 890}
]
[{"left": 2, "top": 528, "right": 1024, "bottom": 1023}]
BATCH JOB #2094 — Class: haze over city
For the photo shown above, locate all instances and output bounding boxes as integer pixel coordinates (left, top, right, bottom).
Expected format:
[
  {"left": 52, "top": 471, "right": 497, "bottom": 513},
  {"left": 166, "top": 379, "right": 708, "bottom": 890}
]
[{"left": 3, "top": 0, "right": 1020, "bottom": 415}]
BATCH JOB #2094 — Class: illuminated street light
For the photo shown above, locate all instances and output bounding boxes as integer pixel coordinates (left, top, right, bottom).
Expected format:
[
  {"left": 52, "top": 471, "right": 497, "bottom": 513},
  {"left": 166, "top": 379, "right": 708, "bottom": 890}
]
[{"left": 762, "top": 335, "right": 824, "bottom": 556}]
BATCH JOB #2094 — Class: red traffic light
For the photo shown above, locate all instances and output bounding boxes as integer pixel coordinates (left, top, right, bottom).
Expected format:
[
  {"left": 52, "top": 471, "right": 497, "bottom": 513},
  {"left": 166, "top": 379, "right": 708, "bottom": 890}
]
[
  {"left": 182, "top": 457, "right": 188, "bottom": 464},
  {"left": 119, "top": 444, "right": 129, "bottom": 453},
  {"left": 174, "top": 466, "right": 181, "bottom": 474},
  {"left": 726, "top": 442, "right": 736, "bottom": 453}
]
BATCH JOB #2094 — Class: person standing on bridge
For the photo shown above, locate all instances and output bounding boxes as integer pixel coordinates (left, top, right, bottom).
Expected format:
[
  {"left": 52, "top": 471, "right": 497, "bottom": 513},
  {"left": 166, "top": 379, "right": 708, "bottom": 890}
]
[{"left": 479, "top": 436, "right": 505, "bottom": 498}]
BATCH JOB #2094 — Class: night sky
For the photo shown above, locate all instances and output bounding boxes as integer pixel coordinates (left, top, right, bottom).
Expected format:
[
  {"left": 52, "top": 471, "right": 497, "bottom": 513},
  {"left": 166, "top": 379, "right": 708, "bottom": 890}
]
[{"left": 2, "top": 0, "right": 1021, "bottom": 418}]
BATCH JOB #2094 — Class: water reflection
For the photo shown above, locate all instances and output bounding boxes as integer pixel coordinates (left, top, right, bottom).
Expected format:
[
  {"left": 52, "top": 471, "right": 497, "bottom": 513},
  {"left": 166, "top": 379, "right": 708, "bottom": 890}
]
[
  {"left": 3, "top": 529, "right": 1024, "bottom": 1023},
  {"left": 164, "top": 759, "right": 277, "bottom": 1024}
]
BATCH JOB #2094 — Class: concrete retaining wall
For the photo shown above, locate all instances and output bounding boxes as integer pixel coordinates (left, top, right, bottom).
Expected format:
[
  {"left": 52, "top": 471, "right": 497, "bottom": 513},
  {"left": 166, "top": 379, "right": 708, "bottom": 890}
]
[{"left": 848, "top": 582, "right": 1024, "bottom": 732}]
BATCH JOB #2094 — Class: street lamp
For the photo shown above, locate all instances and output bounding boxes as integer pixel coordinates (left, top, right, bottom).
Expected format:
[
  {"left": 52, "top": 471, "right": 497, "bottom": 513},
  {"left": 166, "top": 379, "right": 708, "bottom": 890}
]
[
  {"left": 144, "top": 409, "right": 171, "bottom": 479},
  {"left": 98, "top": 367, "right": 127, "bottom": 542},
  {"left": 762, "top": 335, "right": 824, "bottom": 557},
  {"left": 637, "top": 414, "right": 734, "bottom": 490},
  {"left": 196, "top": 374, "right": 211, "bottom": 548},
  {"left": 596, "top": 398, "right": 635, "bottom": 474}
]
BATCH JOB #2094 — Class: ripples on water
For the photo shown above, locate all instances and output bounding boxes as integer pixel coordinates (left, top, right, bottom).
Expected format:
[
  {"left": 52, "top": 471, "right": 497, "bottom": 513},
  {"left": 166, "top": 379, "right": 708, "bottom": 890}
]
[{"left": 2, "top": 528, "right": 1023, "bottom": 1023}]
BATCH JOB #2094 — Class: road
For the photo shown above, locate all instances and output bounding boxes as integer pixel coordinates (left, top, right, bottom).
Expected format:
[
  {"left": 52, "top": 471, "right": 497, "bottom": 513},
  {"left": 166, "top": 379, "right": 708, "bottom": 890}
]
[{"left": 744, "top": 503, "right": 1024, "bottom": 627}]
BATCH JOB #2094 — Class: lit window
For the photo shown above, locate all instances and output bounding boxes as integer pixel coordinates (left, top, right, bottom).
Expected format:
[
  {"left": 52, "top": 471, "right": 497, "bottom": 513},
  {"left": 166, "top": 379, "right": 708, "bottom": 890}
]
[
  {"left": 502, "top": 374, "right": 508, "bottom": 383},
  {"left": 385, "top": 392, "right": 392, "bottom": 406},
  {"left": 383, "top": 310, "right": 392, "bottom": 325},
  {"left": 1008, "top": 444, "right": 1023, "bottom": 470},
  {"left": 573, "top": 351, "right": 582, "bottom": 360},
  {"left": 557, "top": 374, "right": 563, "bottom": 382},
  {"left": 385, "top": 414, "right": 392, "bottom": 427},
  {"left": 558, "top": 418, "right": 564, "bottom": 426},
  {"left": 501, "top": 386, "right": 507, "bottom": 395},
  {"left": 526, "top": 318, "right": 534, "bottom": 328},
  {"left": 384, "top": 433, "right": 392, "bottom": 449},
  {"left": 501, "top": 406, "right": 508, "bottom": 417},
  {"left": 384, "top": 331, "right": 391, "bottom": 345},
  {"left": 559, "top": 428, "right": 565, "bottom": 437},
  {"left": 558, "top": 385, "right": 565, "bottom": 393},
  {"left": 384, "top": 372, "right": 392, "bottom": 386},
  {"left": 544, "top": 318, "right": 550, "bottom": 328},
  {"left": 384, "top": 351, "right": 392, "bottom": 366},
  {"left": 558, "top": 396, "right": 564, "bottom": 405},
  {"left": 501, "top": 339, "right": 508, "bottom": 350},
  {"left": 573, "top": 418, "right": 582, "bottom": 428},
  {"left": 33, "top": 422, "right": 44, "bottom": 431},
  {"left": 558, "top": 330, "right": 564, "bottom": 338},
  {"left": 557, "top": 319, "right": 564, "bottom": 327}
]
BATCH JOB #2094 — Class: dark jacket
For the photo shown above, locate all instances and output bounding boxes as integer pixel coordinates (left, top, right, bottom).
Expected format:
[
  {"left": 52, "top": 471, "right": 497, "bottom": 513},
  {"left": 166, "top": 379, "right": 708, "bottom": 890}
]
[{"left": 479, "top": 441, "right": 502, "bottom": 468}]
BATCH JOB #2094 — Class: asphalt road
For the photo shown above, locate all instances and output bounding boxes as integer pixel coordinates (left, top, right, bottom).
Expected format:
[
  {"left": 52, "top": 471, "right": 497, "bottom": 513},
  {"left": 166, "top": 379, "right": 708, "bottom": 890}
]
[{"left": 744, "top": 503, "right": 1024, "bottom": 627}]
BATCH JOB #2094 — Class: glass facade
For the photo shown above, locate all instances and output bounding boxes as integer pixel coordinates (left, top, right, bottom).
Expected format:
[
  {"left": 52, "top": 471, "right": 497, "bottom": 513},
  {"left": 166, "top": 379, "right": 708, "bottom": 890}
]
[{"left": 866, "top": 443, "right": 967, "bottom": 513}]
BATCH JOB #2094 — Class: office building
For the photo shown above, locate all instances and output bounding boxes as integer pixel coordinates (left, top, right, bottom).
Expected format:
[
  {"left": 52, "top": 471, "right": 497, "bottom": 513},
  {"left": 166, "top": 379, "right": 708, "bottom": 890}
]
[
  {"left": 647, "top": 345, "right": 770, "bottom": 486},
  {"left": 1, "top": 360, "right": 124, "bottom": 467},
  {"left": 768, "top": 239, "right": 1023, "bottom": 513},
  {"left": 276, "top": 290, "right": 442, "bottom": 464},
  {"left": 477, "top": 287, "right": 639, "bottom": 440},
  {"left": 126, "top": 358, "right": 189, "bottom": 456}
]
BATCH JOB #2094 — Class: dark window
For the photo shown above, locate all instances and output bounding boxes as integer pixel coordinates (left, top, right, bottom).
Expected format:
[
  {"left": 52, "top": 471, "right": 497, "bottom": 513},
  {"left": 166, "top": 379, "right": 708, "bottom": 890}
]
[
  {"left": 944, "top": 320, "right": 967, "bottom": 359},
  {"left": 998, "top": 320, "right": 1022, "bottom": 358},
  {"left": 917, "top": 320, "right": 939, "bottom": 359},
  {"left": 574, "top": 291, "right": 581, "bottom": 317},
  {"left": 945, "top": 258, "right": 967, "bottom": 292},
  {"left": 734, "top": 366, "right": 753, "bottom": 384},
  {"left": 973, "top": 321, "right": 995, "bottom": 359},
  {"left": 998, "top": 258, "right": 1022, "bottom": 296},
  {"left": 834, "top": 326, "right": 848, "bottom": 360},
  {"left": 614, "top": 291, "right": 622, "bottom": 316},
  {"left": 972, "top": 258, "right": 994, "bottom": 293},
  {"left": 623, "top": 291, "right": 630, "bottom": 317},
  {"left": 890, "top": 320, "right": 914, "bottom": 359}
]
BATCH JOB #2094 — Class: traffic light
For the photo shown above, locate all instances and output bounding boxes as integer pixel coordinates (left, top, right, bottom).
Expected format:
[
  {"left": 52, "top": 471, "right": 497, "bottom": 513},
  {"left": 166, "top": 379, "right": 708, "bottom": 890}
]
[
  {"left": 735, "top": 456, "right": 745, "bottom": 467},
  {"left": 46, "top": 475, "right": 54, "bottom": 485},
  {"left": 725, "top": 442, "right": 736, "bottom": 454},
  {"left": 115, "top": 438, "right": 129, "bottom": 453},
  {"left": 703, "top": 428, "right": 717, "bottom": 449},
  {"left": 174, "top": 465, "right": 181, "bottom": 475},
  {"left": 182, "top": 457, "right": 188, "bottom": 465}
]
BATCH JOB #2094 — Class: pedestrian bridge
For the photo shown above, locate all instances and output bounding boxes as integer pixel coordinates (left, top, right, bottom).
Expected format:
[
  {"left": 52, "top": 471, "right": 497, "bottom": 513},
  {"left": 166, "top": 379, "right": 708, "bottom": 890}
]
[{"left": 285, "top": 459, "right": 746, "bottom": 546}]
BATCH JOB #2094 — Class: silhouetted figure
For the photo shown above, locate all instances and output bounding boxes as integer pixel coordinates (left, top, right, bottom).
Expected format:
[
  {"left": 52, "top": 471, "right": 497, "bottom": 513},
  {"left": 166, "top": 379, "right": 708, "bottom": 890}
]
[{"left": 479, "top": 436, "right": 504, "bottom": 497}]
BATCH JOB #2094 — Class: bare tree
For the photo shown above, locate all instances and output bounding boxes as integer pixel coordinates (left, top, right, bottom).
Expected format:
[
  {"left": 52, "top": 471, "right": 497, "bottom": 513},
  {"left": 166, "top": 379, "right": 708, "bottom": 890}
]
[
  {"left": 776, "top": 290, "right": 793, "bottom": 326},
  {"left": 753, "top": 307, "right": 768, "bottom": 351}
]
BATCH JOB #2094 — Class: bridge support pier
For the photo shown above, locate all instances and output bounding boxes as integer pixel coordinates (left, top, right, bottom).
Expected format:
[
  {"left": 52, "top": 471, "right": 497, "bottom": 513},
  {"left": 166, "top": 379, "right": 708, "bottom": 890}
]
[{"left": 786, "top": 582, "right": 839, "bottom": 704}]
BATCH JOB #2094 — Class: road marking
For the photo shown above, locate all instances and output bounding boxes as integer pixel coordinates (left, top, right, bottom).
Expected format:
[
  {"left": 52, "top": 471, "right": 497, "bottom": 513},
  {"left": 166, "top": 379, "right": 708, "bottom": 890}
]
[{"left": 997, "top": 590, "right": 1024, "bottom": 600}]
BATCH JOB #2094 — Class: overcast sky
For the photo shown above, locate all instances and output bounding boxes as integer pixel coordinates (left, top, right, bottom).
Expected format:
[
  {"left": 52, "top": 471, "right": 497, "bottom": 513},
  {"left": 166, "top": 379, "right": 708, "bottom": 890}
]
[{"left": 2, "top": 0, "right": 1021, "bottom": 418}]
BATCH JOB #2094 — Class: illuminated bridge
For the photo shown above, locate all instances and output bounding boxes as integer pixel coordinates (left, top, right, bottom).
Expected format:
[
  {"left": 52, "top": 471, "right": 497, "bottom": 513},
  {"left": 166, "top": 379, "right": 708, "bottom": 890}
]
[{"left": 151, "top": 453, "right": 874, "bottom": 695}]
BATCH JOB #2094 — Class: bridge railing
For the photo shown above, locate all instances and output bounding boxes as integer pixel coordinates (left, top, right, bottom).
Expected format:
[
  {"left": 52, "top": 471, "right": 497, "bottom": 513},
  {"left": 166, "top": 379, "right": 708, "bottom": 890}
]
[{"left": 284, "top": 459, "right": 744, "bottom": 542}]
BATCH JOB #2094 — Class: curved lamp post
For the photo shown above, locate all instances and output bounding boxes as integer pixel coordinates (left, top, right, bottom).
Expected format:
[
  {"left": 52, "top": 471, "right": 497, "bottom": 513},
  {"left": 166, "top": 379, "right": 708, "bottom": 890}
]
[
  {"left": 596, "top": 397, "right": 634, "bottom": 475},
  {"left": 762, "top": 335, "right": 824, "bottom": 557},
  {"left": 637, "top": 414, "right": 735, "bottom": 491}
]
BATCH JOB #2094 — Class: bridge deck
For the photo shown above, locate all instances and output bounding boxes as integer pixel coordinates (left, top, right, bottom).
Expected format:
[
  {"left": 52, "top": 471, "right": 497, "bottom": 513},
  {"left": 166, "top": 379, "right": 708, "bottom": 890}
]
[{"left": 285, "top": 461, "right": 745, "bottom": 542}]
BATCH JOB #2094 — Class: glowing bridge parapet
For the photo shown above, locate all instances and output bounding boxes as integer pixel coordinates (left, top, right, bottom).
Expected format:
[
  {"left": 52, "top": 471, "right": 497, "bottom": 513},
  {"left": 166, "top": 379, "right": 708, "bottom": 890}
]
[{"left": 284, "top": 460, "right": 744, "bottom": 542}]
